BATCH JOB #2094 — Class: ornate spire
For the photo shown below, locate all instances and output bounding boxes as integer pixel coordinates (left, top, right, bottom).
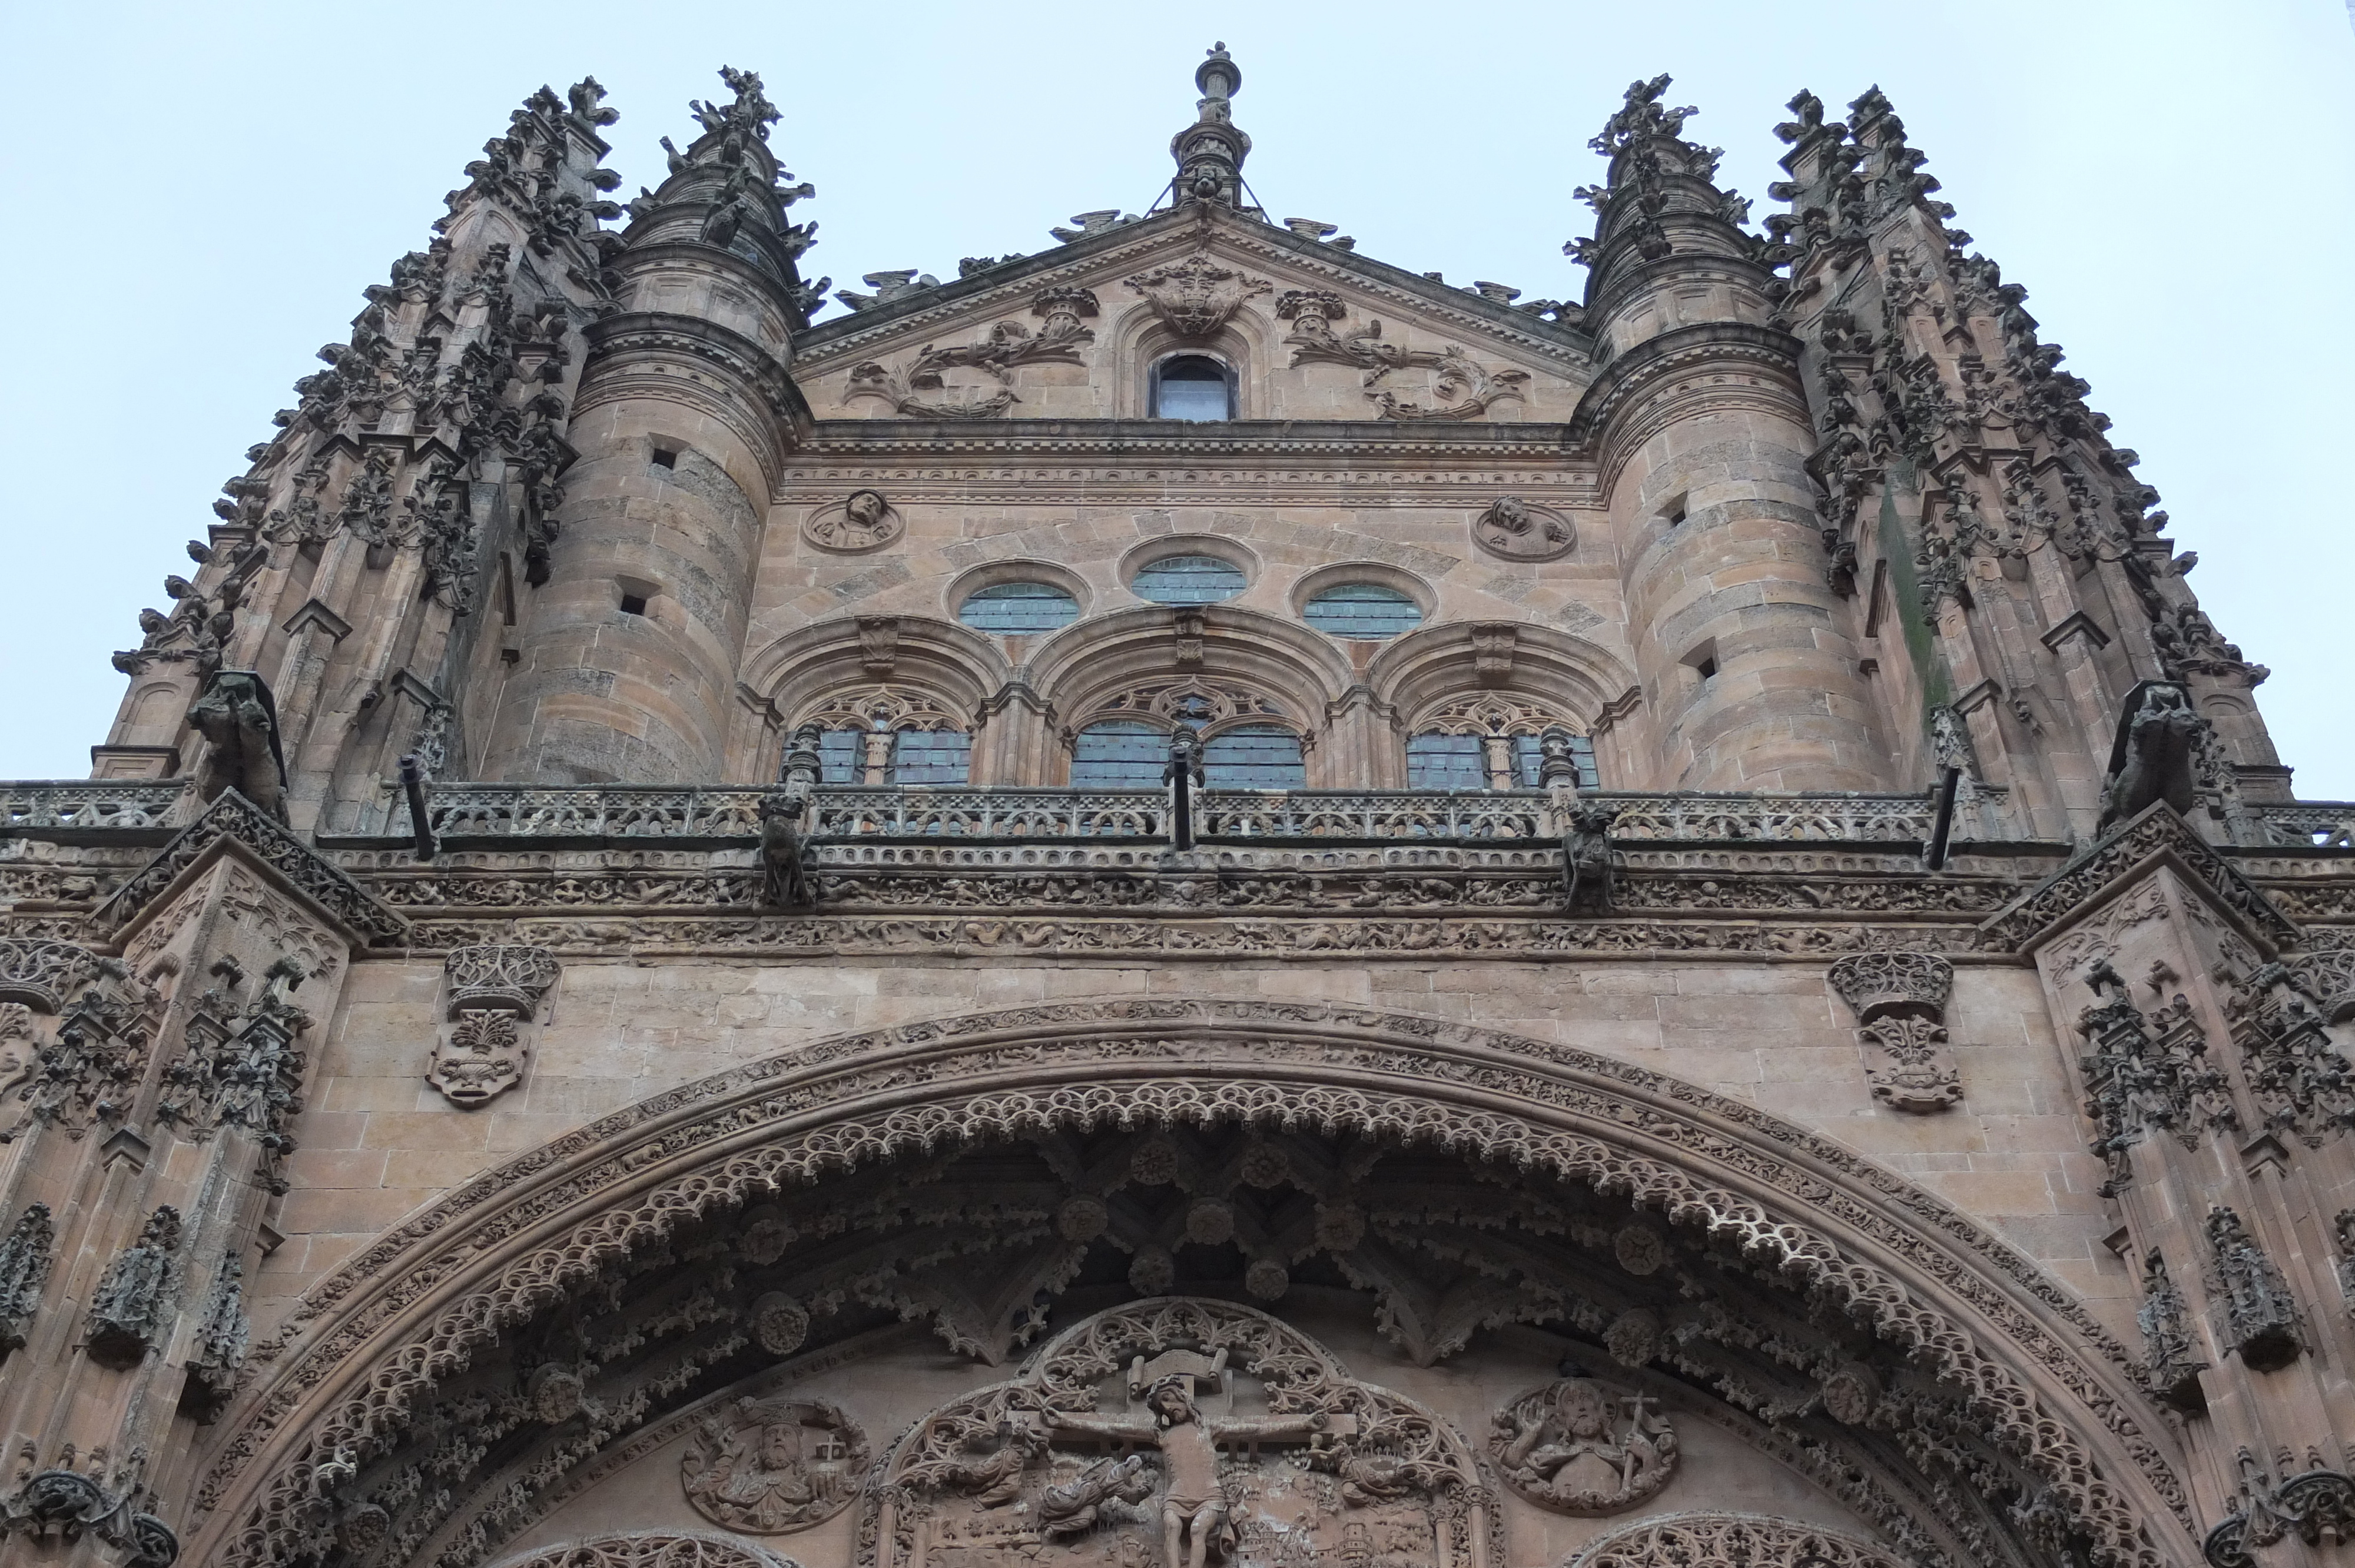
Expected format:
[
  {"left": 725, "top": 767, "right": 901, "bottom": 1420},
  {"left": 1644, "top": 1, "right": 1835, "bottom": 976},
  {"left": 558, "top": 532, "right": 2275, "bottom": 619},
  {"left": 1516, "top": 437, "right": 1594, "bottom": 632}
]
[
  {"left": 1565, "top": 75, "right": 1759, "bottom": 293},
  {"left": 1167, "top": 42, "right": 1252, "bottom": 209}
]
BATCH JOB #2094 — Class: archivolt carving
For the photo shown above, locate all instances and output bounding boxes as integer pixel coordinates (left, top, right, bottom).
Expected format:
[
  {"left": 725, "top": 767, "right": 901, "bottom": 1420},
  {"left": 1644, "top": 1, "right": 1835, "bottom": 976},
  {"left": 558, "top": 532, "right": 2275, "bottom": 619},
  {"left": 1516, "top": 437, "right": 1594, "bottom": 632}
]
[
  {"left": 1569, "top": 1511, "right": 1910, "bottom": 1568},
  {"left": 200, "top": 1000, "right": 2180, "bottom": 1568},
  {"left": 484, "top": 1535, "right": 798, "bottom": 1568}
]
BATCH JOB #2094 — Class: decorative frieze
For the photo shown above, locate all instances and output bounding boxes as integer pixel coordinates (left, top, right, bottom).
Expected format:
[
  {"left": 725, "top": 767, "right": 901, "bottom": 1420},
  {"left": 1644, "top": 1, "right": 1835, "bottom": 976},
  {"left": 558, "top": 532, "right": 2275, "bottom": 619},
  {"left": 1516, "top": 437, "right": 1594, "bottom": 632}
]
[{"left": 1827, "top": 951, "right": 1962, "bottom": 1111}]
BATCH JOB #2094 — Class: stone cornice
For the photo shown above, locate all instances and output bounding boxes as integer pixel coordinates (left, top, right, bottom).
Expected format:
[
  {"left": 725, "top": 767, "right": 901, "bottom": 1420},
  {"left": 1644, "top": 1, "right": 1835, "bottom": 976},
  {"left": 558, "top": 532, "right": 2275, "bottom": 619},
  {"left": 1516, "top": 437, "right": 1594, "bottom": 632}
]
[
  {"left": 1565, "top": 321, "right": 1806, "bottom": 450},
  {"left": 793, "top": 417, "right": 1578, "bottom": 462},
  {"left": 581, "top": 310, "right": 812, "bottom": 436},
  {"left": 89, "top": 790, "right": 409, "bottom": 949},
  {"left": 1978, "top": 801, "right": 2299, "bottom": 955}
]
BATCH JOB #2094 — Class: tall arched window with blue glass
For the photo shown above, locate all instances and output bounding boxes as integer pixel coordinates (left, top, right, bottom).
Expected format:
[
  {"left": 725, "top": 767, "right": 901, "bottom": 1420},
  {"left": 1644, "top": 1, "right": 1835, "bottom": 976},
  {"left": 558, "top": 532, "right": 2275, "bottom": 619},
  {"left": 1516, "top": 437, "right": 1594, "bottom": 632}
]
[
  {"left": 1070, "top": 691, "right": 1305, "bottom": 791},
  {"left": 796, "top": 690, "right": 972, "bottom": 787},
  {"left": 1150, "top": 354, "right": 1236, "bottom": 421}
]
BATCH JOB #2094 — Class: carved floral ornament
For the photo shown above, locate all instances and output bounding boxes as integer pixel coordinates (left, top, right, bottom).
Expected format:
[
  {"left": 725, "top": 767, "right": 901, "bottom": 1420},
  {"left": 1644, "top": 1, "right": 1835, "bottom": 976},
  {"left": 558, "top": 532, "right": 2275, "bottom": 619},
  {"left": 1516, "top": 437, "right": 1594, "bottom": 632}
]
[
  {"left": 843, "top": 289, "right": 1100, "bottom": 420},
  {"left": 197, "top": 999, "right": 2181, "bottom": 1568},
  {"left": 1278, "top": 291, "right": 1530, "bottom": 422}
]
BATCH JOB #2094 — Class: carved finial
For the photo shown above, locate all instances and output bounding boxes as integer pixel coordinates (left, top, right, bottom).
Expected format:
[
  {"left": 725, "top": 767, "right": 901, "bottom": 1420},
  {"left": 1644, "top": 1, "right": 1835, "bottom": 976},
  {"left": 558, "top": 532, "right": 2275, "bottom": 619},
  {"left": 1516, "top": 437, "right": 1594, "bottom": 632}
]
[{"left": 1166, "top": 43, "right": 1252, "bottom": 210}]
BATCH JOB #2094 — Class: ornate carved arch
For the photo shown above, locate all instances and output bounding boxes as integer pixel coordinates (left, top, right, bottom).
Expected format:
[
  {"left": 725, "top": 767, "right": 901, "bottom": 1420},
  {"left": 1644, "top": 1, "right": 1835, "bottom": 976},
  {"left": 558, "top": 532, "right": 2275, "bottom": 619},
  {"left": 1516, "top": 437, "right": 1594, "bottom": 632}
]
[
  {"left": 191, "top": 999, "right": 2188, "bottom": 1568},
  {"left": 1368, "top": 622, "right": 1637, "bottom": 738},
  {"left": 731, "top": 615, "right": 1011, "bottom": 775},
  {"left": 483, "top": 1534, "right": 798, "bottom": 1568},
  {"left": 1567, "top": 1511, "right": 1910, "bottom": 1568},
  {"left": 1026, "top": 603, "right": 1359, "bottom": 746}
]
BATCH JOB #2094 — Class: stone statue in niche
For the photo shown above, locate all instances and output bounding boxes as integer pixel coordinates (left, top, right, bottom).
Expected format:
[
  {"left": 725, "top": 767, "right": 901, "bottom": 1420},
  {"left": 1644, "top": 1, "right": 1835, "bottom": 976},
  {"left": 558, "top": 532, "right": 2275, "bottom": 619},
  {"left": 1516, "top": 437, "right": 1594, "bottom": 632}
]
[
  {"left": 682, "top": 1396, "right": 868, "bottom": 1533},
  {"left": 870, "top": 1299, "right": 1488, "bottom": 1568},
  {"left": 1470, "top": 496, "right": 1576, "bottom": 563},
  {"left": 1489, "top": 1376, "right": 1679, "bottom": 1516},
  {"left": 804, "top": 489, "right": 904, "bottom": 553}
]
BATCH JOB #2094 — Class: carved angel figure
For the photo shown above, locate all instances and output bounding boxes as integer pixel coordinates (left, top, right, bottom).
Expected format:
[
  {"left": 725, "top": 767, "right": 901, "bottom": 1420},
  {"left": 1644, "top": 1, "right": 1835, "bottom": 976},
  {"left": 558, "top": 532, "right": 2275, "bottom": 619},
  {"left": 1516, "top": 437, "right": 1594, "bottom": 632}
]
[{"left": 1491, "top": 1378, "right": 1677, "bottom": 1516}]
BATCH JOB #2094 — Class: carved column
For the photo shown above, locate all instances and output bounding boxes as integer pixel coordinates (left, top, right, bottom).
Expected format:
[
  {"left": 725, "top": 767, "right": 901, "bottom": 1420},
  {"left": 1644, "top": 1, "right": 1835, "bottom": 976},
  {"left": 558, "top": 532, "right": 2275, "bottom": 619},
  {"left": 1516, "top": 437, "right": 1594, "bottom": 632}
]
[
  {"left": 0, "top": 796, "right": 400, "bottom": 1566},
  {"left": 1999, "top": 805, "right": 2355, "bottom": 1564}
]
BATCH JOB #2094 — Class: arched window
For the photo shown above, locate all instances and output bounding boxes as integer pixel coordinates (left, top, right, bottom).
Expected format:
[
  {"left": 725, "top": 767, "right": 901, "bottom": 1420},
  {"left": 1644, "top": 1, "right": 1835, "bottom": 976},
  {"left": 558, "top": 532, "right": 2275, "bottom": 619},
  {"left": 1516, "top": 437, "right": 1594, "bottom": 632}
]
[
  {"left": 1203, "top": 724, "right": 1306, "bottom": 789},
  {"left": 1407, "top": 699, "right": 1599, "bottom": 791},
  {"left": 958, "top": 581, "right": 1081, "bottom": 633},
  {"left": 1303, "top": 583, "right": 1422, "bottom": 639},
  {"left": 795, "top": 688, "right": 972, "bottom": 787},
  {"left": 1130, "top": 554, "right": 1246, "bottom": 604},
  {"left": 1070, "top": 720, "right": 1167, "bottom": 789},
  {"left": 1151, "top": 354, "right": 1233, "bottom": 421}
]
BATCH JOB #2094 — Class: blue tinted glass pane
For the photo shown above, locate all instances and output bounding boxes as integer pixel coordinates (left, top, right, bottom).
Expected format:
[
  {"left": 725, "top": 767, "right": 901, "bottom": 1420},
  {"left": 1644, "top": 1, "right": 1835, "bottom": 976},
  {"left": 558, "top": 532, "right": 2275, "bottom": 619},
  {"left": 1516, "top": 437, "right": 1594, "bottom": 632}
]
[
  {"left": 1303, "top": 583, "right": 1422, "bottom": 639},
  {"left": 959, "top": 582, "right": 1080, "bottom": 633},
  {"left": 1408, "top": 733, "right": 1487, "bottom": 790},
  {"left": 1071, "top": 720, "right": 1167, "bottom": 788},
  {"left": 1511, "top": 733, "right": 1600, "bottom": 789},
  {"left": 890, "top": 729, "right": 971, "bottom": 785},
  {"left": 818, "top": 729, "right": 864, "bottom": 784},
  {"left": 1131, "top": 554, "right": 1246, "bottom": 605},
  {"left": 1155, "top": 374, "right": 1229, "bottom": 421},
  {"left": 1203, "top": 725, "right": 1305, "bottom": 789}
]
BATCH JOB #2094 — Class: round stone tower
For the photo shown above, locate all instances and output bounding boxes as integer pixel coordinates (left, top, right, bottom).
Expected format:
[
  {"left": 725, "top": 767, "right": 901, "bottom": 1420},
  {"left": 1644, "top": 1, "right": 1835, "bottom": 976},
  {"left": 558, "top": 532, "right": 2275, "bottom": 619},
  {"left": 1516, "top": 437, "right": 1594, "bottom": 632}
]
[
  {"left": 1575, "top": 78, "right": 1887, "bottom": 791},
  {"left": 483, "top": 67, "right": 814, "bottom": 783}
]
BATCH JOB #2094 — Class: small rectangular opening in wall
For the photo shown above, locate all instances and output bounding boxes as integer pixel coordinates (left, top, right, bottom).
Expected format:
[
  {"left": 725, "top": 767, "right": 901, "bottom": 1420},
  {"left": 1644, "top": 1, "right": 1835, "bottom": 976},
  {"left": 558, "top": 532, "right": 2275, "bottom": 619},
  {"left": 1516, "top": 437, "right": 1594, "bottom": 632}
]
[
  {"left": 1694, "top": 656, "right": 1717, "bottom": 680},
  {"left": 619, "top": 594, "right": 648, "bottom": 616},
  {"left": 496, "top": 554, "right": 517, "bottom": 626},
  {"left": 1683, "top": 639, "right": 1719, "bottom": 685},
  {"left": 1864, "top": 559, "right": 1890, "bottom": 639},
  {"left": 1662, "top": 493, "right": 1688, "bottom": 529},
  {"left": 650, "top": 447, "right": 678, "bottom": 470}
]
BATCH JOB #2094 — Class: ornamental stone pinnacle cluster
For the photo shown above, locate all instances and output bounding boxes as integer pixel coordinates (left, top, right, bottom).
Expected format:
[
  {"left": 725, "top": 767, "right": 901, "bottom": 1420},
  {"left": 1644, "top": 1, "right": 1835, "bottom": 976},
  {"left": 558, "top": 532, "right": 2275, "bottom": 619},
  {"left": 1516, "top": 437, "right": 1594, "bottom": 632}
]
[{"left": 1, "top": 46, "right": 2351, "bottom": 1568}]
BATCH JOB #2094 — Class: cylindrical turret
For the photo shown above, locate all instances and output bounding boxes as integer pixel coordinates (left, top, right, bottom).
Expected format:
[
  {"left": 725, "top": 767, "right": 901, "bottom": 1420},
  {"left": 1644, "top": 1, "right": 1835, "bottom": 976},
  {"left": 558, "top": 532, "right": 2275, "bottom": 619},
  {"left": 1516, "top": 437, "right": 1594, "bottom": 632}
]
[
  {"left": 483, "top": 67, "right": 815, "bottom": 783},
  {"left": 1575, "top": 78, "right": 1888, "bottom": 790}
]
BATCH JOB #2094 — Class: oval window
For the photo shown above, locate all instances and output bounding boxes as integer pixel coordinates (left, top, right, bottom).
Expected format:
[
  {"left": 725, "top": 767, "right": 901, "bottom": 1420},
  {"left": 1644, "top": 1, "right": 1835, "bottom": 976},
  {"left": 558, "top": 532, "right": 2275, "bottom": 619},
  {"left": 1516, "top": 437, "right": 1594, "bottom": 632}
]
[
  {"left": 1130, "top": 554, "right": 1246, "bottom": 605},
  {"left": 1152, "top": 355, "right": 1232, "bottom": 421},
  {"left": 958, "top": 581, "right": 1081, "bottom": 633},
  {"left": 1303, "top": 583, "right": 1422, "bottom": 639}
]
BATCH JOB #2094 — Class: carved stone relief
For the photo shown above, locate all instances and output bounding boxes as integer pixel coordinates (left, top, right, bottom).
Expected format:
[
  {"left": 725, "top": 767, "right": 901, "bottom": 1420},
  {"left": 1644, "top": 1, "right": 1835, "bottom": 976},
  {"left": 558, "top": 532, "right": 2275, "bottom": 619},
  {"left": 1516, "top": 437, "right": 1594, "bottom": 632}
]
[
  {"left": 1826, "top": 951, "right": 1963, "bottom": 1112},
  {"left": 803, "top": 490, "right": 906, "bottom": 554},
  {"left": 1127, "top": 257, "right": 1270, "bottom": 338},
  {"left": 2074, "top": 960, "right": 2235, "bottom": 1191},
  {"left": 682, "top": 1397, "right": 867, "bottom": 1534},
  {"left": 2204, "top": 1206, "right": 2303, "bottom": 1373},
  {"left": 1470, "top": 497, "right": 1575, "bottom": 563},
  {"left": 1278, "top": 292, "right": 1528, "bottom": 421},
  {"left": 485, "top": 1537, "right": 799, "bottom": 1568},
  {"left": 1489, "top": 1376, "right": 1678, "bottom": 1516},
  {"left": 844, "top": 290, "right": 1098, "bottom": 420},
  {"left": 1570, "top": 1512, "right": 1910, "bottom": 1568},
  {"left": 869, "top": 1299, "right": 1486, "bottom": 1568},
  {"left": 430, "top": 944, "right": 559, "bottom": 1108}
]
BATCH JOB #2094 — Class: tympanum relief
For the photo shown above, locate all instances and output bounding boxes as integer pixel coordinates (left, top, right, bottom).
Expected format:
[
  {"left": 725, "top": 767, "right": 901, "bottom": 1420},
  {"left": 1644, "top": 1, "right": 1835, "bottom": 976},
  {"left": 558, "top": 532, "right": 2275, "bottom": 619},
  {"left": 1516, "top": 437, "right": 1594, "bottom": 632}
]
[
  {"left": 1490, "top": 1376, "right": 1677, "bottom": 1516},
  {"left": 683, "top": 1396, "right": 868, "bottom": 1533},
  {"left": 870, "top": 1300, "right": 1488, "bottom": 1568}
]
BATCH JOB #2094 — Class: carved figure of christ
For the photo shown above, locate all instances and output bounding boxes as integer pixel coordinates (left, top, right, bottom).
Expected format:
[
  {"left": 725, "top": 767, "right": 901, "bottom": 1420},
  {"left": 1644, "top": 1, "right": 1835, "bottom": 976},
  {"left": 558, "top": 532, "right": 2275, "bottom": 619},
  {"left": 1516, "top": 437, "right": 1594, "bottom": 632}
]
[{"left": 1041, "top": 1382, "right": 1332, "bottom": 1568}]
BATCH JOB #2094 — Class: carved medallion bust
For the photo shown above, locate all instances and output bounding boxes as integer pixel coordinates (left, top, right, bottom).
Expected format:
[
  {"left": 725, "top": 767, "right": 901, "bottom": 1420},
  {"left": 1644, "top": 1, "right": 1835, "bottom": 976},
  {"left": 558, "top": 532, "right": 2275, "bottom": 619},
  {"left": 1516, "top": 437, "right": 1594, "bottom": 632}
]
[
  {"left": 1471, "top": 496, "right": 1577, "bottom": 562},
  {"left": 804, "top": 490, "right": 904, "bottom": 553},
  {"left": 682, "top": 1397, "right": 869, "bottom": 1534},
  {"left": 1489, "top": 1376, "right": 1679, "bottom": 1516}
]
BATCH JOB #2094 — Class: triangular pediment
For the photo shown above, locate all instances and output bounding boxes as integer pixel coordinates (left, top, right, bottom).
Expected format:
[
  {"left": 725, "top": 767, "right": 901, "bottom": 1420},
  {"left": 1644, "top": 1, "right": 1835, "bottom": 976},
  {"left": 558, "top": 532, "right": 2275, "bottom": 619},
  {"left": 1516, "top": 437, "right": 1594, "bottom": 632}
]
[{"left": 791, "top": 206, "right": 1598, "bottom": 424}]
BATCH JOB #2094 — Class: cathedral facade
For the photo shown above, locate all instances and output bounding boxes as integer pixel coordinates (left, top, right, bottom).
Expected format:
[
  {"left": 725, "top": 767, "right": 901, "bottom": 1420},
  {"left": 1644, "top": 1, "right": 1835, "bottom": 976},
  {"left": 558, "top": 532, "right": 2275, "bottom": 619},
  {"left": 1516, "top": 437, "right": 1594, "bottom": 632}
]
[{"left": 3, "top": 46, "right": 2353, "bottom": 1568}]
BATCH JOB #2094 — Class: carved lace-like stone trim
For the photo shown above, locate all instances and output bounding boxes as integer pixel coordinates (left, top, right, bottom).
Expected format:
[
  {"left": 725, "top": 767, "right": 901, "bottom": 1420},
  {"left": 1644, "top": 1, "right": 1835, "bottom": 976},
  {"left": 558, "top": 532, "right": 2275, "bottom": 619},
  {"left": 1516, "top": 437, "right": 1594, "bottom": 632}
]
[{"left": 194, "top": 1000, "right": 2183, "bottom": 1568}]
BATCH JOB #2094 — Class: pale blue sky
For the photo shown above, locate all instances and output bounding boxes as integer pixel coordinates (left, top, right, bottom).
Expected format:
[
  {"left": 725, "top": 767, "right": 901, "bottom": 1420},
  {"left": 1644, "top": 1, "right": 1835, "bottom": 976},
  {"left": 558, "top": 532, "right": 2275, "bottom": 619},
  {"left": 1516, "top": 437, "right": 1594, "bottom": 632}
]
[{"left": 4, "top": 1, "right": 2349, "bottom": 796}]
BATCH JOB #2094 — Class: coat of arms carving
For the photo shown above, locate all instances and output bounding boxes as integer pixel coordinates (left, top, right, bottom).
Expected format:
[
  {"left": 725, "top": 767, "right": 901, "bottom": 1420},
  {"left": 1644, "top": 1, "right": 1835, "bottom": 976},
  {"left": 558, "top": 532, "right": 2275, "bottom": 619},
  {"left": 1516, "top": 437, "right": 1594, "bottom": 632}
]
[
  {"left": 684, "top": 1396, "right": 870, "bottom": 1534},
  {"left": 866, "top": 1299, "right": 1489, "bottom": 1568},
  {"left": 1126, "top": 258, "right": 1272, "bottom": 339}
]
